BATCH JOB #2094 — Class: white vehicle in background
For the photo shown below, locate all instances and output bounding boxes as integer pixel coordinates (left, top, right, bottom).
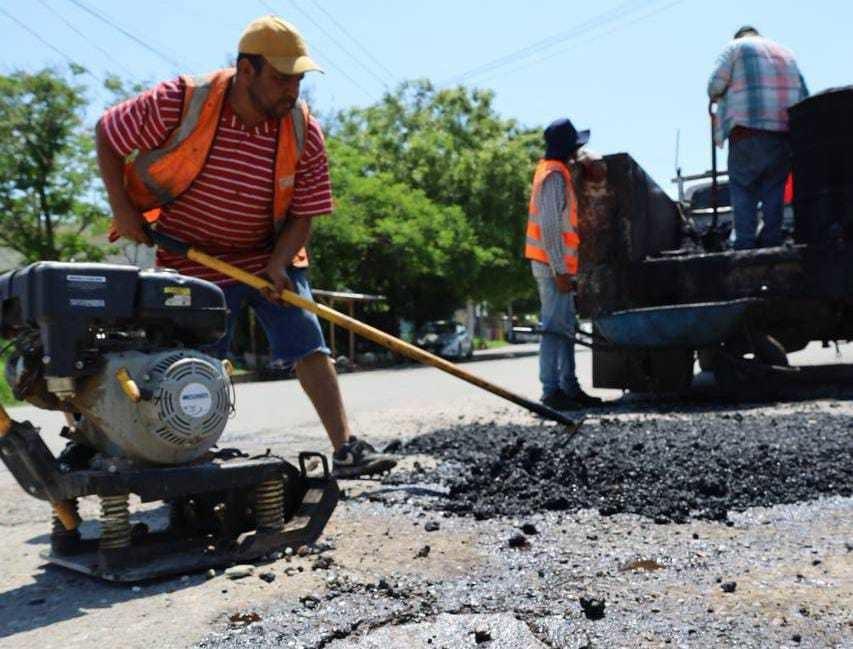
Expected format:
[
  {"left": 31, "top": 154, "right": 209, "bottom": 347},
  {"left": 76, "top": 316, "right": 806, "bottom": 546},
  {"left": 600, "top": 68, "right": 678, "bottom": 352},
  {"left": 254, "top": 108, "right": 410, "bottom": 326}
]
[{"left": 415, "top": 321, "right": 474, "bottom": 360}]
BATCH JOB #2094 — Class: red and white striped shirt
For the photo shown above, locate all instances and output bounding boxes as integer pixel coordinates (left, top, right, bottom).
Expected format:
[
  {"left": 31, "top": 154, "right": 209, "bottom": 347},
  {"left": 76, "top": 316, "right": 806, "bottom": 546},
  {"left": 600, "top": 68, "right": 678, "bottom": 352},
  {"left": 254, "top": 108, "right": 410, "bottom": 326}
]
[{"left": 101, "top": 76, "right": 333, "bottom": 284}]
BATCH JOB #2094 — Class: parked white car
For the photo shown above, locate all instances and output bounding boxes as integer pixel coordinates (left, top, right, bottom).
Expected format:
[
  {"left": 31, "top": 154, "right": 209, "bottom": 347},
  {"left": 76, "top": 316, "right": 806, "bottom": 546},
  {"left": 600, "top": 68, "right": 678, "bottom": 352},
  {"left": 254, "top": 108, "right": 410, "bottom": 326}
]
[{"left": 415, "top": 321, "right": 474, "bottom": 360}]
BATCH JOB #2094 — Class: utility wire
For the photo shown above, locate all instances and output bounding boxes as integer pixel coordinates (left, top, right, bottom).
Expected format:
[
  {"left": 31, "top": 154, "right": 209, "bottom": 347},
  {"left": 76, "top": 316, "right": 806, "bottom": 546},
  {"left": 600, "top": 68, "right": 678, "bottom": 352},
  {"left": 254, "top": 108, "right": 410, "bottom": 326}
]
[
  {"left": 257, "top": 0, "right": 377, "bottom": 102},
  {"left": 66, "top": 0, "right": 185, "bottom": 72},
  {"left": 37, "top": 0, "right": 136, "bottom": 78},
  {"left": 477, "top": 0, "right": 687, "bottom": 85},
  {"left": 281, "top": 0, "right": 391, "bottom": 90},
  {"left": 306, "top": 0, "right": 396, "bottom": 84},
  {"left": 441, "top": 0, "right": 654, "bottom": 87},
  {"left": 0, "top": 5, "right": 102, "bottom": 86},
  {"left": 455, "top": 0, "right": 653, "bottom": 83}
]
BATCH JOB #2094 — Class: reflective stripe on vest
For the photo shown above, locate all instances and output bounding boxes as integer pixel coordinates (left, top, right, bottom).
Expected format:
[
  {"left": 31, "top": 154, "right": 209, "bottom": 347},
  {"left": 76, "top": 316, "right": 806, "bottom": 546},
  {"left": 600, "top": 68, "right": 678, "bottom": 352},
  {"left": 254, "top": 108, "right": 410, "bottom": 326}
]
[
  {"left": 123, "top": 67, "right": 309, "bottom": 226},
  {"left": 525, "top": 159, "right": 579, "bottom": 275}
]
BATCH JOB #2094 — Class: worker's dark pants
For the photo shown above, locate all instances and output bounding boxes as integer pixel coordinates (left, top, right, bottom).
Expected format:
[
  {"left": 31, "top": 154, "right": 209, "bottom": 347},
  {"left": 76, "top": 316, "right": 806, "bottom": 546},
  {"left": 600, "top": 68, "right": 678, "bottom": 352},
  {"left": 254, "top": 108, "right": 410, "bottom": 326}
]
[{"left": 727, "top": 131, "right": 791, "bottom": 250}]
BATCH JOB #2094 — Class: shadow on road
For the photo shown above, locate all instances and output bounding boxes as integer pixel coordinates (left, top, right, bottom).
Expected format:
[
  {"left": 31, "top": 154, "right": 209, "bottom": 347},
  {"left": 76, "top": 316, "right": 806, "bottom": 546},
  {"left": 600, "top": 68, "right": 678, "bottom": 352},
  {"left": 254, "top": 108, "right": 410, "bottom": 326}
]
[
  {"left": 0, "top": 510, "right": 201, "bottom": 639},
  {"left": 578, "top": 370, "right": 853, "bottom": 419},
  {"left": 0, "top": 562, "right": 201, "bottom": 639}
]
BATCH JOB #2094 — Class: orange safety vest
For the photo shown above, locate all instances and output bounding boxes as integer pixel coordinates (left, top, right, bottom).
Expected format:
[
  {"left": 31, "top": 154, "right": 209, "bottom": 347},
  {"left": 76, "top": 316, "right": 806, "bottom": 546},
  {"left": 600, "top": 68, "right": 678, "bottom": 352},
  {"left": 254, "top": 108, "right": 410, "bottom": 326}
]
[
  {"left": 120, "top": 68, "right": 311, "bottom": 266},
  {"left": 525, "top": 159, "right": 580, "bottom": 275}
]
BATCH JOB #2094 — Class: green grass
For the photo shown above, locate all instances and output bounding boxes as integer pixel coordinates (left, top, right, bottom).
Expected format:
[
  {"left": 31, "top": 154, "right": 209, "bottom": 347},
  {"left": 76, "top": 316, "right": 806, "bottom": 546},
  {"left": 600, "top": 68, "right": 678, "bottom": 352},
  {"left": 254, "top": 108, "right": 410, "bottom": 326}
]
[
  {"left": 0, "top": 365, "right": 12, "bottom": 405},
  {"left": 0, "top": 342, "right": 16, "bottom": 406},
  {"left": 484, "top": 339, "right": 510, "bottom": 349},
  {"left": 0, "top": 378, "right": 12, "bottom": 406},
  {"left": 474, "top": 337, "right": 510, "bottom": 350}
]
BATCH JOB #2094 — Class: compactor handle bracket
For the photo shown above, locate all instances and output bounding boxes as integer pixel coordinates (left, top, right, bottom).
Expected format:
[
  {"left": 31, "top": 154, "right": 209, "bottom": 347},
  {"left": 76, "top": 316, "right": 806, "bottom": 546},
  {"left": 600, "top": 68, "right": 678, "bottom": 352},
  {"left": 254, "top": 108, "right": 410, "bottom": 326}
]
[
  {"left": 0, "top": 407, "right": 81, "bottom": 530},
  {"left": 299, "top": 451, "right": 329, "bottom": 479}
]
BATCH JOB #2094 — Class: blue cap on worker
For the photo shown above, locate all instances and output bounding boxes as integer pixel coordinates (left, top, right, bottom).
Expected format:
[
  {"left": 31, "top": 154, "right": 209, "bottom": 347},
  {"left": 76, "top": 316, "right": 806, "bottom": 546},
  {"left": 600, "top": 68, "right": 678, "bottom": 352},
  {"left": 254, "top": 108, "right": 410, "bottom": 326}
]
[{"left": 544, "top": 118, "right": 590, "bottom": 160}]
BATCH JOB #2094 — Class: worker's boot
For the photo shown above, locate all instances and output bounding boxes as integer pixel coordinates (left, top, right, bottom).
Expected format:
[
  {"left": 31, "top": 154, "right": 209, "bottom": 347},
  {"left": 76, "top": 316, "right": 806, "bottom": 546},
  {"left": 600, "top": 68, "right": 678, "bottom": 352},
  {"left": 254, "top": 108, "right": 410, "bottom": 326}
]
[
  {"left": 333, "top": 436, "right": 398, "bottom": 479},
  {"left": 571, "top": 389, "right": 604, "bottom": 407},
  {"left": 541, "top": 390, "right": 580, "bottom": 411}
]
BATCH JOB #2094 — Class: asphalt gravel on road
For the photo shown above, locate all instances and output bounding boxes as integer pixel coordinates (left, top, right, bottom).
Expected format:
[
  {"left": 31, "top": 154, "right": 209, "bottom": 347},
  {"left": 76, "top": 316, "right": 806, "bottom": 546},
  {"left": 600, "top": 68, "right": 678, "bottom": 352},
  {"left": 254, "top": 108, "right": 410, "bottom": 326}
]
[{"left": 384, "top": 411, "right": 853, "bottom": 524}]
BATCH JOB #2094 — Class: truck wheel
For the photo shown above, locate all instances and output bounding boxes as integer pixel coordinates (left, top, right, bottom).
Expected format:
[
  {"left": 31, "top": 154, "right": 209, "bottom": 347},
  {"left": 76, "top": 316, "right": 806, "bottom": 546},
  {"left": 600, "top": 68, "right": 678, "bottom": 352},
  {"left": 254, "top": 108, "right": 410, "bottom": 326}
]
[
  {"left": 697, "top": 348, "right": 717, "bottom": 372},
  {"left": 703, "top": 333, "right": 787, "bottom": 374},
  {"left": 627, "top": 349, "right": 695, "bottom": 393},
  {"left": 752, "top": 334, "right": 788, "bottom": 367},
  {"left": 713, "top": 334, "right": 788, "bottom": 400}
]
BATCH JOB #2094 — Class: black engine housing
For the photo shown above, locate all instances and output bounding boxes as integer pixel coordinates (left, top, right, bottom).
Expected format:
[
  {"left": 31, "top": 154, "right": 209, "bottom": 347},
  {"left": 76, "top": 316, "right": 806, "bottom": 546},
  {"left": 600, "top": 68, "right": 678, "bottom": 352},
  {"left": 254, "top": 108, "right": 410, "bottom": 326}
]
[{"left": 0, "top": 262, "right": 227, "bottom": 381}]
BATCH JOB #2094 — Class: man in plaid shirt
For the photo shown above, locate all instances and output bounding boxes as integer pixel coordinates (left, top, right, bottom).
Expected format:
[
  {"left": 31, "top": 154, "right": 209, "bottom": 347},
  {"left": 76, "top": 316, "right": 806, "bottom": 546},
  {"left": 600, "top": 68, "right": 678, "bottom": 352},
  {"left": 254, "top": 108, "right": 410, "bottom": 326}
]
[{"left": 708, "top": 26, "right": 808, "bottom": 250}]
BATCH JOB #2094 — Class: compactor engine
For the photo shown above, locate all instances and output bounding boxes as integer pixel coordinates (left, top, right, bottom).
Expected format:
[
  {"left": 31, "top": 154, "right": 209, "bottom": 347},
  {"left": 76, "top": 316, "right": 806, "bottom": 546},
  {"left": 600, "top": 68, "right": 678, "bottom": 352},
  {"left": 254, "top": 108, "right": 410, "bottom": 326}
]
[
  {"left": 2, "top": 262, "right": 230, "bottom": 464},
  {"left": 0, "top": 262, "right": 338, "bottom": 582}
]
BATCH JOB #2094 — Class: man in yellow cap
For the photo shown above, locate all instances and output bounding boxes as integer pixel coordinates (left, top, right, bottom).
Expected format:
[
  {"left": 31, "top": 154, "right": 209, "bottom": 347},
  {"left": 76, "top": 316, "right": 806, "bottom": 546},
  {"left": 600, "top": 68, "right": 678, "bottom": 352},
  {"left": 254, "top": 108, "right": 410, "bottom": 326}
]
[{"left": 95, "top": 16, "right": 397, "bottom": 478}]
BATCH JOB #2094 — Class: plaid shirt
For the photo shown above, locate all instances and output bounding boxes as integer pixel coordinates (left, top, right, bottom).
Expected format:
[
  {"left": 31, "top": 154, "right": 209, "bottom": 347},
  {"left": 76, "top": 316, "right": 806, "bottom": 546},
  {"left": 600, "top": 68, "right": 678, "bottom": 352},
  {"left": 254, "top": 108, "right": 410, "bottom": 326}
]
[{"left": 708, "top": 35, "right": 808, "bottom": 146}]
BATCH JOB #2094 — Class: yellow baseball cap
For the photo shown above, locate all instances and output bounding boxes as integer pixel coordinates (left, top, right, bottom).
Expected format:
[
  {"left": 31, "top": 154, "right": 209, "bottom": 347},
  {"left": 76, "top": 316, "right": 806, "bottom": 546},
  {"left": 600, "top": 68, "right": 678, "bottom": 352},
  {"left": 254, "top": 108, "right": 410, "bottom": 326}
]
[{"left": 238, "top": 15, "right": 323, "bottom": 75}]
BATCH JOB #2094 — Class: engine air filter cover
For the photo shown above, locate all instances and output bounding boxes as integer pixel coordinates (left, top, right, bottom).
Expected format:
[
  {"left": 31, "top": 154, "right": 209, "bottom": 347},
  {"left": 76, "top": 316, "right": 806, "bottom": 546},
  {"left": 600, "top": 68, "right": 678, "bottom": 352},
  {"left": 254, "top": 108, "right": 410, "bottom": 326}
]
[{"left": 146, "top": 355, "right": 231, "bottom": 450}]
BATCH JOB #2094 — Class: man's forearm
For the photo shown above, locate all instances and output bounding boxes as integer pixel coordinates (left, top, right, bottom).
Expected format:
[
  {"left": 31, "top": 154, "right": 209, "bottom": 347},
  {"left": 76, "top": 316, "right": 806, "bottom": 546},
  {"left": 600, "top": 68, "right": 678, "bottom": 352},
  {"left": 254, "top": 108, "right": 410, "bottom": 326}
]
[
  {"left": 707, "top": 70, "right": 727, "bottom": 99},
  {"left": 271, "top": 216, "right": 312, "bottom": 265},
  {"left": 95, "top": 120, "right": 151, "bottom": 244},
  {"left": 95, "top": 120, "right": 134, "bottom": 215},
  {"left": 707, "top": 49, "right": 732, "bottom": 99}
]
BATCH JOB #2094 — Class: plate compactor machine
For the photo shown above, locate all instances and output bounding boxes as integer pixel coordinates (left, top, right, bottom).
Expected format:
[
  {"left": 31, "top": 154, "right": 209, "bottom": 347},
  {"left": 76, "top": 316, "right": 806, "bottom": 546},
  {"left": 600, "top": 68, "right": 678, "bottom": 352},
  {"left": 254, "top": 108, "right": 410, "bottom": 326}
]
[{"left": 0, "top": 261, "right": 339, "bottom": 582}]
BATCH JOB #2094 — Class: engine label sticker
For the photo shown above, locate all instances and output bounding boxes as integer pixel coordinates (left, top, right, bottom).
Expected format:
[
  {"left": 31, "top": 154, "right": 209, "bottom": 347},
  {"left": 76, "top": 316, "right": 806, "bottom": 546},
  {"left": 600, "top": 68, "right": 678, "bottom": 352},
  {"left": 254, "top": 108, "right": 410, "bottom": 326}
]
[
  {"left": 179, "top": 383, "right": 212, "bottom": 418},
  {"left": 66, "top": 274, "right": 107, "bottom": 283},
  {"left": 164, "top": 286, "right": 192, "bottom": 307},
  {"left": 69, "top": 298, "right": 106, "bottom": 307}
]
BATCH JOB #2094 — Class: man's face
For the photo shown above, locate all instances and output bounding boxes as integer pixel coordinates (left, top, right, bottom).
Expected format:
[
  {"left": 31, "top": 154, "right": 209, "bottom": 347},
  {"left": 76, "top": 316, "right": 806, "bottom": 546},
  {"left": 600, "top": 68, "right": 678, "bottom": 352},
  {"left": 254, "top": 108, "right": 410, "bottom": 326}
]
[{"left": 247, "top": 60, "right": 303, "bottom": 119}]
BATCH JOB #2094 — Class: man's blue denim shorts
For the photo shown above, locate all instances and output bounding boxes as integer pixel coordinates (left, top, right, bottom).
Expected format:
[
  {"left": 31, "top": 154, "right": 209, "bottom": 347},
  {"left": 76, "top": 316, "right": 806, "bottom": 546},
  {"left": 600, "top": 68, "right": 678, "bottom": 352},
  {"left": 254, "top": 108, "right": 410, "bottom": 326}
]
[{"left": 208, "top": 267, "right": 331, "bottom": 370}]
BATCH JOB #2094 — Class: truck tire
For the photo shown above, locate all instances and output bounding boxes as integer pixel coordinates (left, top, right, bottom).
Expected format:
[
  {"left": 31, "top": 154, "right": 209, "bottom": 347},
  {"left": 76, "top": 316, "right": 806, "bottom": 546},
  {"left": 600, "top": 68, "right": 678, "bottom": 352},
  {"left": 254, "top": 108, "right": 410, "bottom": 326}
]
[{"left": 713, "top": 334, "right": 788, "bottom": 399}]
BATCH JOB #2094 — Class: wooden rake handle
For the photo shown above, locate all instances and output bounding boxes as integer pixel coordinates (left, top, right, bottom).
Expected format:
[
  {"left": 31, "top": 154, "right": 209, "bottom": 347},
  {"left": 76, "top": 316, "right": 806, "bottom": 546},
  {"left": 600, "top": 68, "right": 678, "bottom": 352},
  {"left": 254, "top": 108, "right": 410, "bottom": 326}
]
[{"left": 145, "top": 226, "right": 581, "bottom": 430}]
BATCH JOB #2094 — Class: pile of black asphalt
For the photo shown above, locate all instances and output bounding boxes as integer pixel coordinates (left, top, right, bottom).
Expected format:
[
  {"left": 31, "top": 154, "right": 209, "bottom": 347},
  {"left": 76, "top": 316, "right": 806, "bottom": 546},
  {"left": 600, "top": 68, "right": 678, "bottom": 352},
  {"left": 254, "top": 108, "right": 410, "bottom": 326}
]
[{"left": 382, "top": 411, "right": 853, "bottom": 523}]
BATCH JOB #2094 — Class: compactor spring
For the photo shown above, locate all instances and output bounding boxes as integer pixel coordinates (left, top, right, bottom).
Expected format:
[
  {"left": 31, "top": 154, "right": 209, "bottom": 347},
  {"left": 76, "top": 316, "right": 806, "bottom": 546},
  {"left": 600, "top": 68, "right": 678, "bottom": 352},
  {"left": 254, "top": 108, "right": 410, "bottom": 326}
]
[
  {"left": 99, "top": 494, "right": 132, "bottom": 551},
  {"left": 255, "top": 478, "right": 285, "bottom": 530}
]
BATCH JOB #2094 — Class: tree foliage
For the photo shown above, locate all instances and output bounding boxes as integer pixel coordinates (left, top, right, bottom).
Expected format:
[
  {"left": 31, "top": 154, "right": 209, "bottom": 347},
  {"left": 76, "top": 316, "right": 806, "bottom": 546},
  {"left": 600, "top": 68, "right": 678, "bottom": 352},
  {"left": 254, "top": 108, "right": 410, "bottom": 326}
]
[
  {"left": 311, "top": 139, "right": 485, "bottom": 323},
  {"left": 0, "top": 67, "right": 109, "bottom": 263},
  {"left": 327, "top": 80, "right": 541, "bottom": 310}
]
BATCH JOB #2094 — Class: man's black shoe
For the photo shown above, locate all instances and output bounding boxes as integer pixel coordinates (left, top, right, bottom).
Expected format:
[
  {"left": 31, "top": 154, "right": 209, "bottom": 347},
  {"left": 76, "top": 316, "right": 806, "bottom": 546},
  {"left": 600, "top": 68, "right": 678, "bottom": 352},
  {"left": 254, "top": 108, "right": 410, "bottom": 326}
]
[
  {"left": 541, "top": 390, "right": 580, "bottom": 411},
  {"left": 333, "top": 436, "right": 397, "bottom": 479},
  {"left": 572, "top": 390, "right": 604, "bottom": 407}
]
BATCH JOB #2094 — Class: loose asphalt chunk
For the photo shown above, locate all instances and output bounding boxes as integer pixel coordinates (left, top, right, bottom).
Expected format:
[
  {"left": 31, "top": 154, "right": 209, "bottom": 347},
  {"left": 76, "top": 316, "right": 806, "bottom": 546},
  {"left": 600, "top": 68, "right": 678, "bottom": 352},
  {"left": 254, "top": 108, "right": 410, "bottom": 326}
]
[
  {"left": 578, "top": 596, "right": 606, "bottom": 621},
  {"left": 384, "top": 412, "right": 853, "bottom": 523}
]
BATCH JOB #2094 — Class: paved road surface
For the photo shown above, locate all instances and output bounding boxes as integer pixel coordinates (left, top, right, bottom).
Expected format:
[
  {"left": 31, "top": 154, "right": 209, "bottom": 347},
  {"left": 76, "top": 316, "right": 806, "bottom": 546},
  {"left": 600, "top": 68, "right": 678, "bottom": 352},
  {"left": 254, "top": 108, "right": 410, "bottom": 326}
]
[{"left": 0, "top": 342, "right": 850, "bottom": 648}]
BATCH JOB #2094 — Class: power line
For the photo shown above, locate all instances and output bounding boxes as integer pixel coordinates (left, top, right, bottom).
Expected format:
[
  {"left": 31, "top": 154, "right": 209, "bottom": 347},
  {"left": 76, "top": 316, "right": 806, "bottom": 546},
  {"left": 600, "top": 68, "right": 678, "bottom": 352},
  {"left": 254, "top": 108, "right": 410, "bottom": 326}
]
[
  {"left": 477, "top": 0, "right": 687, "bottom": 86},
  {"left": 257, "top": 0, "right": 377, "bottom": 102},
  {"left": 66, "top": 0, "right": 185, "bottom": 72},
  {"left": 37, "top": 0, "right": 135, "bottom": 78},
  {"left": 306, "top": 0, "right": 396, "bottom": 84},
  {"left": 441, "top": 0, "right": 655, "bottom": 87},
  {"left": 0, "top": 5, "right": 101, "bottom": 85},
  {"left": 280, "top": 0, "right": 391, "bottom": 90}
]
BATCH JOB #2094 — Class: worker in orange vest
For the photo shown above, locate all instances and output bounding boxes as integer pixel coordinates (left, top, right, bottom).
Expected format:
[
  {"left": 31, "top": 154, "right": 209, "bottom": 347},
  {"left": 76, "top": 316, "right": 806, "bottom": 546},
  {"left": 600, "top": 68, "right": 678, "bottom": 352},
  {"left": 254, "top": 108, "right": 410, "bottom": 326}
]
[
  {"left": 96, "top": 16, "right": 396, "bottom": 478},
  {"left": 526, "top": 118, "right": 602, "bottom": 410}
]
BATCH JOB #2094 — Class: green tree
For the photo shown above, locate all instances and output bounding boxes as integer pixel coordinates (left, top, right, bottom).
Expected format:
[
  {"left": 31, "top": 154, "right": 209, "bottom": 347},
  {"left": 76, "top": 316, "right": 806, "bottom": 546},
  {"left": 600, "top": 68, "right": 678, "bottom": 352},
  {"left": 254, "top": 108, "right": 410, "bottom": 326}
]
[
  {"left": 329, "top": 80, "right": 541, "bottom": 309},
  {"left": 0, "top": 67, "right": 110, "bottom": 263},
  {"left": 311, "top": 138, "right": 486, "bottom": 323}
]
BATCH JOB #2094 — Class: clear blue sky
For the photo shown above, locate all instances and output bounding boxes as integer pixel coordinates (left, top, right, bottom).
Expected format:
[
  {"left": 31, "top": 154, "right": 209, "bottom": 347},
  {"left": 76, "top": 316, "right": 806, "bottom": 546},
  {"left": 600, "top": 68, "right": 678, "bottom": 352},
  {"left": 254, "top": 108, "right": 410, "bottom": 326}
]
[{"left": 1, "top": 0, "right": 851, "bottom": 195}]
